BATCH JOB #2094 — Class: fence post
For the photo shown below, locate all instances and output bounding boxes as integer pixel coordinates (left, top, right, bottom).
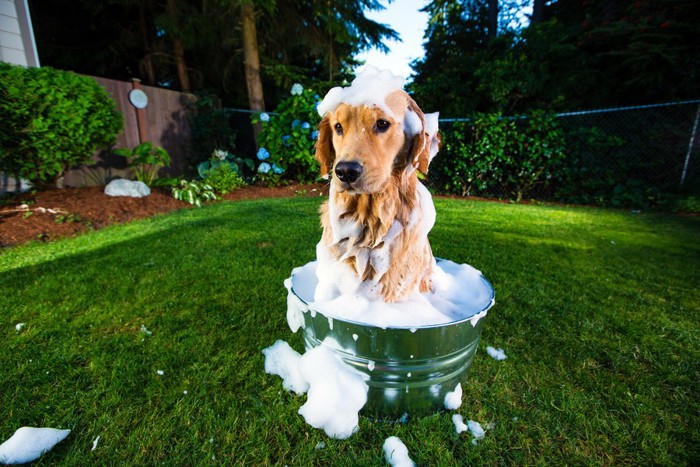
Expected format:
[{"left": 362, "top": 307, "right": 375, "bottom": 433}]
[
  {"left": 681, "top": 103, "right": 700, "bottom": 187},
  {"left": 130, "top": 78, "right": 150, "bottom": 145}
]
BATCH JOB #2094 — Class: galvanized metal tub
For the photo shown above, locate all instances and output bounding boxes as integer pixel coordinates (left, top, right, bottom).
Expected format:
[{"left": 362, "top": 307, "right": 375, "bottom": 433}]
[{"left": 289, "top": 259, "right": 495, "bottom": 420}]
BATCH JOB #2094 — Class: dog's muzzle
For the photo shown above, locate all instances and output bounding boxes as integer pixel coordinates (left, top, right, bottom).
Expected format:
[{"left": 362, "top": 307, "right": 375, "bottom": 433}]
[{"left": 334, "top": 161, "right": 363, "bottom": 184}]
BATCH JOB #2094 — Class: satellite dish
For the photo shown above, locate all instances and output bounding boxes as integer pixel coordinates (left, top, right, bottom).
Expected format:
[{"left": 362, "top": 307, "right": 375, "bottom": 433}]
[{"left": 128, "top": 89, "right": 149, "bottom": 109}]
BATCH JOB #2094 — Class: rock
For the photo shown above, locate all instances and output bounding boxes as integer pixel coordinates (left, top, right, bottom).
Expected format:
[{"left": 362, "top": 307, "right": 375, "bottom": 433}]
[{"left": 104, "top": 179, "right": 150, "bottom": 197}]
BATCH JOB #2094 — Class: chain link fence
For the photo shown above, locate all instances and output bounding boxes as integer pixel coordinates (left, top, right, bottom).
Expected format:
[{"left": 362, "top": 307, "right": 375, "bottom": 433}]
[{"left": 426, "top": 100, "right": 700, "bottom": 208}]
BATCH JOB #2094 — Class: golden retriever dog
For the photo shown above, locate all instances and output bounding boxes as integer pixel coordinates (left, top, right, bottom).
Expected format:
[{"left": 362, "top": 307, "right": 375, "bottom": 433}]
[{"left": 314, "top": 89, "right": 440, "bottom": 303}]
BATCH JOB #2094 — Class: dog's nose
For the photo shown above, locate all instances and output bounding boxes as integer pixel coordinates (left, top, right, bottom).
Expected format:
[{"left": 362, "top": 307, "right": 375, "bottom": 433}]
[{"left": 334, "top": 161, "right": 363, "bottom": 184}]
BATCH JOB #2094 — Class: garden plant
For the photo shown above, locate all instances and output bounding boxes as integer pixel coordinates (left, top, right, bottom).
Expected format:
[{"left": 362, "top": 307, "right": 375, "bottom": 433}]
[
  {"left": 252, "top": 83, "right": 322, "bottom": 185},
  {"left": 0, "top": 63, "right": 122, "bottom": 187},
  {"left": 113, "top": 142, "right": 171, "bottom": 186}
]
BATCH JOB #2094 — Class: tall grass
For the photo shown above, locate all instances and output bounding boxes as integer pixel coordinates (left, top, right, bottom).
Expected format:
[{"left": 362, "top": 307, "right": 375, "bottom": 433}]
[{"left": 1, "top": 198, "right": 698, "bottom": 465}]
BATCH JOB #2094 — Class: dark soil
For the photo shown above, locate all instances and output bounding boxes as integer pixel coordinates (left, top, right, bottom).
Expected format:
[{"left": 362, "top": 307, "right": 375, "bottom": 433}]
[{"left": 0, "top": 183, "right": 328, "bottom": 248}]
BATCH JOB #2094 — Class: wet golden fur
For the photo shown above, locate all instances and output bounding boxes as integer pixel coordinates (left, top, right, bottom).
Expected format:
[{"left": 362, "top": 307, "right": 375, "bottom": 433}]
[{"left": 315, "top": 90, "right": 439, "bottom": 302}]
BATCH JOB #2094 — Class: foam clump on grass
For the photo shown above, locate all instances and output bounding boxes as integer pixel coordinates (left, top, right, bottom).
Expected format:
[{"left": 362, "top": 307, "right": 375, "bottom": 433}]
[
  {"left": 262, "top": 339, "right": 368, "bottom": 439},
  {"left": 0, "top": 427, "right": 70, "bottom": 464},
  {"left": 486, "top": 346, "right": 507, "bottom": 360},
  {"left": 261, "top": 340, "right": 308, "bottom": 395},
  {"left": 383, "top": 436, "right": 415, "bottom": 467},
  {"left": 443, "top": 382, "right": 463, "bottom": 410},
  {"left": 452, "top": 416, "right": 488, "bottom": 443},
  {"left": 468, "top": 420, "right": 486, "bottom": 444},
  {"left": 452, "top": 414, "right": 469, "bottom": 434}
]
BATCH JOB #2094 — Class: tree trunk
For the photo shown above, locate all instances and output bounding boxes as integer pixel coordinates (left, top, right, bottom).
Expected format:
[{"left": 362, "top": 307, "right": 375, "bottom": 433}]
[
  {"left": 139, "top": 1, "right": 156, "bottom": 85},
  {"left": 488, "top": 0, "right": 498, "bottom": 38},
  {"left": 241, "top": 2, "right": 265, "bottom": 138},
  {"left": 166, "top": 0, "right": 191, "bottom": 93},
  {"left": 531, "top": 0, "right": 545, "bottom": 24}
]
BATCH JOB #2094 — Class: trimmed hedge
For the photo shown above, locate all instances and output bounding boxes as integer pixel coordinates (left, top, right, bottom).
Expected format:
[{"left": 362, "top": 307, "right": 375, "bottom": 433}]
[{"left": 0, "top": 63, "right": 123, "bottom": 185}]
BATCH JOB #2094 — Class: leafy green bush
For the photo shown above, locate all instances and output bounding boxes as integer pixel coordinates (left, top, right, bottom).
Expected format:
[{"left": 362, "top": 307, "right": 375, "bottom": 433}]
[
  {"left": 171, "top": 179, "right": 217, "bottom": 207},
  {"left": 201, "top": 163, "right": 246, "bottom": 195},
  {"left": 433, "top": 119, "right": 504, "bottom": 196},
  {"left": 501, "top": 111, "right": 566, "bottom": 202},
  {"left": 554, "top": 126, "right": 627, "bottom": 206},
  {"left": 0, "top": 63, "right": 123, "bottom": 185},
  {"left": 114, "top": 142, "right": 171, "bottom": 186},
  {"left": 433, "top": 112, "right": 565, "bottom": 201},
  {"left": 252, "top": 83, "right": 321, "bottom": 185}
]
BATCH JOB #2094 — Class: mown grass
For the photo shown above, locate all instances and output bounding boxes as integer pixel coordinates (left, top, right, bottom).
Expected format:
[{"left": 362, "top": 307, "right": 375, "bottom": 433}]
[{"left": 1, "top": 197, "right": 698, "bottom": 465}]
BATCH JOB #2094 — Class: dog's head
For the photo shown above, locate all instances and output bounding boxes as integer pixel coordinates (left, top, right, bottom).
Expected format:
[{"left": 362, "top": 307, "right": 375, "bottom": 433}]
[{"left": 315, "top": 90, "right": 440, "bottom": 194}]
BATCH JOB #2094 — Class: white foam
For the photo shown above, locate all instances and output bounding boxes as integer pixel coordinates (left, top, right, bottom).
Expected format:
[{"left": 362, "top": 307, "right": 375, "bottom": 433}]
[
  {"left": 486, "top": 346, "right": 508, "bottom": 361},
  {"left": 285, "top": 276, "right": 307, "bottom": 333},
  {"left": 444, "top": 382, "right": 463, "bottom": 410},
  {"left": 468, "top": 420, "right": 486, "bottom": 444},
  {"left": 297, "top": 343, "right": 368, "bottom": 439},
  {"left": 261, "top": 340, "right": 309, "bottom": 395},
  {"left": 423, "top": 112, "right": 441, "bottom": 162},
  {"left": 417, "top": 182, "right": 436, "bottom": 237},
  {"left": 452, "top": 414, "right": 468, "bottom": 434},
  {"left": 302, "top": 257, "right": 491, "bottom": 329},
  {"left": 383, "top": 436, "right": 415, "bottom": 467},
  {"left": 0, "top": 427, "right": 70, "bottom": 464},
  {"left": 262, "top": 339, "right": 368, "bottom": 439},
  {"left": 404, "top": 110, "right": 423, "bottom": 136},
  {"left": 91, "top": 435, "right": 100, "bottom": 451},
  {"left": 317, "top": 66, "right": 405, "bottom": 118}
]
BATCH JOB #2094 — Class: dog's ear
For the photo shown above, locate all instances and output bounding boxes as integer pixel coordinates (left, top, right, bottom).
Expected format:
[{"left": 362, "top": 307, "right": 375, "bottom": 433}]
[
  {"left": 315, "top": 114, "right": 335, "bottom": 179},
  {"left": 406, "top": 98, "right": 440, "bottom": 176},
  {"left": 407, "top": 97, "right": 431, "bottom": 175}
]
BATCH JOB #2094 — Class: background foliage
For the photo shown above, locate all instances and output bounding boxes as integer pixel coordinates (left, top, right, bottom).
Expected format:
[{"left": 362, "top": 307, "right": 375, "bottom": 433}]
[
  {"left": 0, "top": 63, "right": 122, "bottom": 185},
  {"left": 252, "top": 84, "right": 322, "bottom": 184},
  {"left": 431, "top": 112, "right": 565, "bottom": 202},
  {"left": 411, "top": 0, "right": 700, "bottom": 116}
]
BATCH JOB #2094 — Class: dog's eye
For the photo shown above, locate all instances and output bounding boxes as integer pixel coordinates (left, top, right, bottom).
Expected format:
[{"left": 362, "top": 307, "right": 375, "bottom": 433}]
[
  {"left": 334, "top": 123, "right": 343, "bottom": 135},
  {"left": 375, "top": 119, "right": 390, "bottom": 133}
]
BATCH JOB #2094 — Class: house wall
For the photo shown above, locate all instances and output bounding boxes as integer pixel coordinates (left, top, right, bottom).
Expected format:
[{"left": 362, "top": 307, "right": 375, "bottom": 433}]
[{"left": 0, "top": 0, "right": 39, "bottom": 67}]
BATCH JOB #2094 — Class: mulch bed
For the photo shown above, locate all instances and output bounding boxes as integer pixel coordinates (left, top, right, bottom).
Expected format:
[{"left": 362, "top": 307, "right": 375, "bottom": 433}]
[{"left": 0, "top": 183, "right": 328, "bottom": 248}]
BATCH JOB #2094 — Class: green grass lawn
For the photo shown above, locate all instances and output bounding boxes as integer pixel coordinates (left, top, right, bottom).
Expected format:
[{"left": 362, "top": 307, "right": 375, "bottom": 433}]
[{"left": 1, "top": 197, "right": 698, "bottom": 465}]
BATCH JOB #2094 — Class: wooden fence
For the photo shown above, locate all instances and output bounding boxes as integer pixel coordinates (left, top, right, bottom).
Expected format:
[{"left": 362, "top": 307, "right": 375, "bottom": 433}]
[{"left": 64, "top": 76, "right": 195, "bottom": 187}]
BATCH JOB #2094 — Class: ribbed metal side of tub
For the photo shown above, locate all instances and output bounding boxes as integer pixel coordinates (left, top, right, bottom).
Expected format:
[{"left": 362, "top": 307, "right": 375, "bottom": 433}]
[
  {"left": 300, "top": 314, "right": 485, "bottom": 418},
  {"left": 290, "top": 260, "right": 495, "bottom": 420}
]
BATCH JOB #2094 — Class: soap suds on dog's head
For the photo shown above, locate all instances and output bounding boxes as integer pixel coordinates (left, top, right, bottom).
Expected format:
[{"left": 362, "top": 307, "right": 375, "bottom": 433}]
[{"left": 317, "top": 66, "right": 405, "bottom": 119}]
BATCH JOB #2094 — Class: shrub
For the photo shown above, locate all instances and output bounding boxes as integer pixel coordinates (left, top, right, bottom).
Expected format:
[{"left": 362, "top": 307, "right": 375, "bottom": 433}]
[
  {"left": 432, "top": 119, "right": 504, "bottom": 196},
  {"left": 201, "top": 163, "right": 246, "bottom": 195},
  {"left": 554, "top": 126, "right": 627, "bottom": 206},
  {"left": 252, "top": 83, "right": 321, "bottom": 185},
  {"left": 501, "top": 111, "right": 566, "bottom": 202},
  {"left": 433, "top": 112, "right": 565, "bottom": 201},
  {"left": 0, "top": 63, "right": 123, "bottom": 186},
  {"left": 113, "top": 142, "right": 171, "bottom": 186}
]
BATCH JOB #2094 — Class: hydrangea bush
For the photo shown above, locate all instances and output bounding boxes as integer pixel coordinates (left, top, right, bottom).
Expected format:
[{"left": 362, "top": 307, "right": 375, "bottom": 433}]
[{"left": 252, "top": 83, "right": 322, "bottom": 185}]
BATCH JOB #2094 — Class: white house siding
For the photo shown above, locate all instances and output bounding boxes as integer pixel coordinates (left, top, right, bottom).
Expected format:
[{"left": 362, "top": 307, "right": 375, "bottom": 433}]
[
  {"left": 0, "top": 0, "right": 38, "bottom": 193},
  {"left": 0, "top": 0, "right": 39, "bottom": 67}
]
